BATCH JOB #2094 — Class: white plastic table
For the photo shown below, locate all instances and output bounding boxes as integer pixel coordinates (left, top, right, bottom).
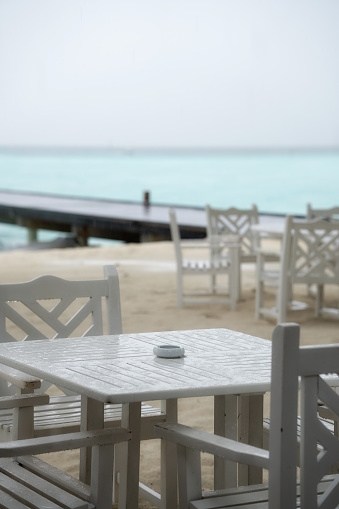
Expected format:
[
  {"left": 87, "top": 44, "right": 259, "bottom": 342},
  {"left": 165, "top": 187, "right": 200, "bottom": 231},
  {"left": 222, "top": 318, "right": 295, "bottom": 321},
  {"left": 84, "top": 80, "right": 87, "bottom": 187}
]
[
  {"left": 251, "top": 219, "right": 308, "bottom": 240},
  {"left": 251, "top": 222, "right": 285, "bottom": 239},
  {"left": 0, "top": 328, "right": 272, "bottom": 508}
]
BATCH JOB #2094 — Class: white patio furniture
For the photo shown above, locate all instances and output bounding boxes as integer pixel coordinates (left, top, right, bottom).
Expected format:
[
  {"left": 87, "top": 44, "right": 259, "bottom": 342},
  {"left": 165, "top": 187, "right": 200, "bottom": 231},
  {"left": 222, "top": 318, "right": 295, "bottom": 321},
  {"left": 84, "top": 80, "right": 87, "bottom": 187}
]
[
  {"left": 1, "top": 326, "right": 339, "bottom": 508},
  {"left": 250, "top": 220, "right": 285, "bottom": 239},
  {"left": 169, "top": 208, "right": 238, "bottom": 309},
  {"left": 205, "top": 205, "right": 279, "bottom": 299},
  {"left": 307, "top": 203, "right": 339, "bottom": 221},
  {"left": 0, "top": 265, "right": 170, "bottom": 508},
  {"left": 0, "top": 392, "right": 131, "bottom": 509},
  {"left": 306, "top": 204, "right": 339, "bottom": 297},
  {"left": 256, "top": 217, "right": 339, "bottom": 460},
  {"left": 0, "top": 328, "right": 279, "bottom": 508},
  {"left": 255, "top": 215, "right": 339, "bottom": 323},
  {"left": 155, "top": 322, "right": 339, "bottom": 509}
]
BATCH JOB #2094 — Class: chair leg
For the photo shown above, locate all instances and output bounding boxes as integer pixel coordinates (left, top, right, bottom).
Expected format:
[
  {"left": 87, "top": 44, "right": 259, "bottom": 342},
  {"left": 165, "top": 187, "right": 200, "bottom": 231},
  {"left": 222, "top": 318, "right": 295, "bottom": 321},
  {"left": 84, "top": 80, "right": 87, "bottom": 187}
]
[
  {"left": 12, "top": 405, "right": 34, "bottom": 440},
  {"left": 90, "top": 443, "right": 115, "bottom": 509},
  {"left": 255, "top": 270, "right": 264, "bottom": 321},
  {"left": 229, "top": 246, "right": 240, "bottom": 307},
  {"left": 113, "top": 443, "right": 126, "bottom": 504},
  {"left": 210, "top": 273, "right": 216, "bottom": 294},
  {"left": 315, "top": 284, "right": 324, "bottom": 317},
  {"left": 237, "top": 266, "right": 242, "bottom": 301},
  {"left": 177, "top": 272, "right": 183, "bottom": 308},
  {"left": 255, "top": 254, "right": 264, "bottom": 320},
  {"left": 177, "top": 444, "right": 201, "bottom": 509},
  {"left": 230, "top": 270, "right": 237, "bottom": 311},
  {"left": 277, "top": 278, "right": 288, "bottom": 323}
]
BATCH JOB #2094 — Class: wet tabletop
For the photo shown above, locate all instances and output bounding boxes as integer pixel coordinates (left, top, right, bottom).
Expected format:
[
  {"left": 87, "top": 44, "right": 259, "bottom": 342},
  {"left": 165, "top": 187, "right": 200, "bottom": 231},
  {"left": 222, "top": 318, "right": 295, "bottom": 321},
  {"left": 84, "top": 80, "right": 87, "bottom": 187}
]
[{"left": 0, "top": 329, "right": 272, "bottom": 403}]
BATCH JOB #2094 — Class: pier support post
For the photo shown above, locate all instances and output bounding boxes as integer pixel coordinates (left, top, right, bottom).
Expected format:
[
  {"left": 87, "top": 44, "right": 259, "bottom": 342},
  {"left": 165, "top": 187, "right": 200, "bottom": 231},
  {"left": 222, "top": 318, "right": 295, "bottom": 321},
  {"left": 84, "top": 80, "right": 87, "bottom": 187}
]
[
  {"left": 71, "top": 225, "right": 88, "bottom": 246},
  {"left": 27, "top": 228, "right": 38, "bottom": 244}
]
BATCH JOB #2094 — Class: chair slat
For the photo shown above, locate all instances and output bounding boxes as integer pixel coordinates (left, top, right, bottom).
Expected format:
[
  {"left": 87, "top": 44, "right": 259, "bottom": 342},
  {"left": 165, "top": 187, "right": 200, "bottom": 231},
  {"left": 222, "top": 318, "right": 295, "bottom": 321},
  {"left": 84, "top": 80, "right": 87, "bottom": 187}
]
[
  {"left": 0, "top": 488, "right": 31, "bottom": 509},
  {"left": 0, "top": 470, "right": 65, "bottom": 508},
  {"left": 19, "top": 455, "right": 92, "bottom": 501},
  {"left": 0, "top": 458, "right": 87, "bottom": 508}
]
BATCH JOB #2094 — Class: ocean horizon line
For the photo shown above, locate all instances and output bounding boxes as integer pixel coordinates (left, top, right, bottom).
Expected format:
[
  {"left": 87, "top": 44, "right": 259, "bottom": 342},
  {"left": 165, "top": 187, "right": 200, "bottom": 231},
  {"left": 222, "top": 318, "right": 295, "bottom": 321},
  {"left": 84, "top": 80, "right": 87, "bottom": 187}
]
[{"left": 1, "top": 145, "right": 339, "bottom": 156}]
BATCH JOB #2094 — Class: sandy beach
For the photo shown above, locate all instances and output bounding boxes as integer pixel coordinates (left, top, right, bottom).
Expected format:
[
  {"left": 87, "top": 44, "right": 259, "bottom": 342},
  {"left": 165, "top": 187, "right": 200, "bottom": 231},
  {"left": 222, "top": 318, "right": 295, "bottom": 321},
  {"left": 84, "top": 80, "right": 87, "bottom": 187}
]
[{"left": 1, "top": 240, "right": 339, "bottom": 508}]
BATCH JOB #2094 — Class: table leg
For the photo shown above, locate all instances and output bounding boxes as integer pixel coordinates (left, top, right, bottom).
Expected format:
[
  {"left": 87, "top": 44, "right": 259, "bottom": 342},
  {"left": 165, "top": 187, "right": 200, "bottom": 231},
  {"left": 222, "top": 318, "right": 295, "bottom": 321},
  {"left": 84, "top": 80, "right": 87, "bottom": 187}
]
[
  {"left": 238, "top": 394, "right": 264, "bottom": 486},
  {"left": 214, "top": 395, "right": 238, "bottom": 489},
  {"left": 80, "top": 395, "right": 104, "bottom": 484},
  {"left": 214, "top": 394, "right": 264, "bottom": 489},
  {"left": 161, "top": 398, "right": 178, "bottom": 508},
  {"left": 117, "top": 402, "right": 141, "bottom": 509}
]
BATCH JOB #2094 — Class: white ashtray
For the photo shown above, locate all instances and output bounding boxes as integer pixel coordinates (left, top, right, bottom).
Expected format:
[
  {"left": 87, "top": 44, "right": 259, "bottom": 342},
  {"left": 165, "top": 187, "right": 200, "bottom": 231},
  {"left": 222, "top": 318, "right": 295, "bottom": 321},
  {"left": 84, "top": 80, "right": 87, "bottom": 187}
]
[{"left": 153, "top": 345, "right": 185, "bottom": 358}]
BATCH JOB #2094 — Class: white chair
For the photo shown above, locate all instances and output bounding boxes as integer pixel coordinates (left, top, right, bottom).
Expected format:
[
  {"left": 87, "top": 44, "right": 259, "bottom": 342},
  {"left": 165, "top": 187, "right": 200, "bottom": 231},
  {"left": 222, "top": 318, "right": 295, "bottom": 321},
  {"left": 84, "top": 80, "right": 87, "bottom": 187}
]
[
  {"left": 257, "top": 216, "right": 339, "bottom": 457},
  {"left": 256, "top": 216, "right": 339, "bottom": 323},
  {"left": 169, "top": 208, "right": 238, "bottom": 309},
  {"left": 0, "top": 392, "right": 131, "bottom": 509},
  {"left": 0, "top": 265, "right": 173, "bottom": 508},
  {"left": 306, "top": 204, "right": 339, "bottom": 297},
  {"left": 155, "top": 322, "right": 339, "bottom": 509},
  {"left": 205, "top": 205, "right": 278, "bottom": 299},
  {"left": 307, "top": 203, "right": 339, "bottom": 221}
]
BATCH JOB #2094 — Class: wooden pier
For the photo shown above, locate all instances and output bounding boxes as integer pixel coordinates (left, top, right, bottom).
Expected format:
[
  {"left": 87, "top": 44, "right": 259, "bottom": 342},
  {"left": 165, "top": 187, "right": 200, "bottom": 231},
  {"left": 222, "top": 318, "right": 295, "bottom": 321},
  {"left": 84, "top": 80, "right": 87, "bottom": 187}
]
[{"left": 0, "top": 190, "right": 208, "bottom": 245}]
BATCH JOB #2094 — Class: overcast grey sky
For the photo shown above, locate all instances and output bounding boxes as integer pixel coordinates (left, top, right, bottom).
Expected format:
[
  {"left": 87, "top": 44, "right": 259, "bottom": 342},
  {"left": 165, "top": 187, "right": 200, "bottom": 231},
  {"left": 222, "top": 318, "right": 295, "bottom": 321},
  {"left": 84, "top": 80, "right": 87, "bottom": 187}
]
[{"left": 0, "top": 0, "right": 338, "bottom": 149}]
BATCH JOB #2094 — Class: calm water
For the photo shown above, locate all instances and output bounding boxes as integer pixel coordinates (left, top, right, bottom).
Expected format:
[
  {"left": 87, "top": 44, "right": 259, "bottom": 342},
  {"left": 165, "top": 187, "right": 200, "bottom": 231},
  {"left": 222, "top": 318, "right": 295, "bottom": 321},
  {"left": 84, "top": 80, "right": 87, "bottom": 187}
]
[{"left": 0, "top": 149, "right": 338, "bottom": 249}]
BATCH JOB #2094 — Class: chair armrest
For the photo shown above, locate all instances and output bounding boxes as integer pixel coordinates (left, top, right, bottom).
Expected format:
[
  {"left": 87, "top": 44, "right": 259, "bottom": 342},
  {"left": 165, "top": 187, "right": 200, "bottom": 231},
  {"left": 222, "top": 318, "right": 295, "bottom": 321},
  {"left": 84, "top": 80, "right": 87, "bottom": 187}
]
[
  {"left": 209, "top": 234, "right": 240, "bottom": 247},
  {"left": 0, "top": 427, "right": 131, "bottom": 457},
  {"left": 155, "top": 422, "right": 269, "bottom": 470},
  {"left": 181, "top": 241, "right": 209, "bottom": 249},
  {"left": 0, "top": 393, "right": 49, "bottom": 410},
  {"left": 255, "top": 248, "right": 281, "bottom": 258},
  {"left": 0, "top": 364, "right": 41, "bottom": 391}
]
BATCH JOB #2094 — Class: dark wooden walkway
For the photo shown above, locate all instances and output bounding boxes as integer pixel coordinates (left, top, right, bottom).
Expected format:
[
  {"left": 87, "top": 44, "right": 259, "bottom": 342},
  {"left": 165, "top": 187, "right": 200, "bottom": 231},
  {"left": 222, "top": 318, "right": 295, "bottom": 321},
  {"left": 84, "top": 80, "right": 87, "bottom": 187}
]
[
  {"left": 0, "top": 190, "right": 286, "bottom": 246},
  {"left": 0, "top": 190, "right": 208, "bottom": 244}
]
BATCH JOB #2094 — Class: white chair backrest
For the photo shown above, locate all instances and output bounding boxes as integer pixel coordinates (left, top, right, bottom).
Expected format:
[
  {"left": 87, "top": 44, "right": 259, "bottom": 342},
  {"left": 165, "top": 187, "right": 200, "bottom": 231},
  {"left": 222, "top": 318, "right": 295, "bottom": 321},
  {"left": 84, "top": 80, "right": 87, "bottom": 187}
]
[
  {"left": 280, "top": 216, "right": 339, "bottom": 287},
  {"left": 269, "top": 323, "right": 339, "bottom": 508},
  {"left": 0, "top": 265, "right": 122, "bottom": 394},
  {"left": 206, "top": 205, "right": 259, "bottom": 256},
  {"left": 307, "top": 204, "right": 339, "bottom": 222}
]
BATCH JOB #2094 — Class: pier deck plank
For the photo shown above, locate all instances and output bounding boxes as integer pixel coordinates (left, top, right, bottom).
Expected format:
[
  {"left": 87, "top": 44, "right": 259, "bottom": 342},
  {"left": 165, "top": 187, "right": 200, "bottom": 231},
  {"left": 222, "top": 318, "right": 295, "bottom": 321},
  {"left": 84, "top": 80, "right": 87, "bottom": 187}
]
[
  {"left": 0, "top": 190, "right": 285, "bottom": 246},
  {"left": 0, "top": 190, "right": 207, "bottom": 243}
]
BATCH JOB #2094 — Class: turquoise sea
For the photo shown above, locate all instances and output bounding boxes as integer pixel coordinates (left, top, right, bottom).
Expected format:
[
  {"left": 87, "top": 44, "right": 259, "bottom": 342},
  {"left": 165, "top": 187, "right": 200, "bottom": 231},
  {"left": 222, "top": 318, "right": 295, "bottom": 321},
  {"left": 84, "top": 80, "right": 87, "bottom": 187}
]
[{"left": 0, "top": 149, "right": 338, "bottom": 249}]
